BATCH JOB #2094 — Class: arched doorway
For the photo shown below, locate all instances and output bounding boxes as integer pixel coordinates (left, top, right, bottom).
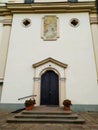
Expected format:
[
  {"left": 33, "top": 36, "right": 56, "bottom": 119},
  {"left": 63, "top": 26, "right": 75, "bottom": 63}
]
[{"left": 41, "top": 70, "right": 59, "bottom": 106}]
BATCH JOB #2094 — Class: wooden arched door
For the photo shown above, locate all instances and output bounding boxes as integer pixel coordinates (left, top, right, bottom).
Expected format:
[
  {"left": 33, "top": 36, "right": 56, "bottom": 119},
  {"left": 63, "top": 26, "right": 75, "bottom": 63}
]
[{"left": 41, "top": 70, "right": 59, "bottom": 105}]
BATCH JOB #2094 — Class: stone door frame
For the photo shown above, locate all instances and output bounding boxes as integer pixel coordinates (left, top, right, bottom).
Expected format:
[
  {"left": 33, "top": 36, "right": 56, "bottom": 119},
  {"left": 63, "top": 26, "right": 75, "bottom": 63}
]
[{"left": 32, "top": 57, "right": 67, "bottom": 106}]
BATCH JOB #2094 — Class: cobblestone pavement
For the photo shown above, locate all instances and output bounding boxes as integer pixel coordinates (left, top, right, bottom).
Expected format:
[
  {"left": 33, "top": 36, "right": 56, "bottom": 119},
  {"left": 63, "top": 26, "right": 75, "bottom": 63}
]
[{"left": 0, "top": 109, "right": 98, "bottom": 130}]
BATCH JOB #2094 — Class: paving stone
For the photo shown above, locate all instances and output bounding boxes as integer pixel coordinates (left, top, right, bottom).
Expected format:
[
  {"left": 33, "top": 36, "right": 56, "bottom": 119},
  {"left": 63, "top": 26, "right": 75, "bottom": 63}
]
[
  {"left": 90, "top": 129, "right": 98, "bottom": 130},
  {"left": 63, "top": 128, "right": 70, "bottom": 130},
  {"left": 70, "top": 128, "right": 84, "bottom": 130},
  {"left": 43, "top": 124, "right": 64, "bottom": 130},
  {"left": 69, "top": 124, "right": 83, "bottom": 130},
  {"left": 29, "top": 124, "right": 44, "bottom": 130},
  {"left": 88, "top": 125, "right": 98, "bottom": 129}
]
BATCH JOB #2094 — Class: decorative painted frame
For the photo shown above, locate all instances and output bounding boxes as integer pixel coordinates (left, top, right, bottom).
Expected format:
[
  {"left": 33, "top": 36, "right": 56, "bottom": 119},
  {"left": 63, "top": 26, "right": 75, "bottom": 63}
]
[{"left": 41, "top": 15, "right": 59, "bottom": 41}]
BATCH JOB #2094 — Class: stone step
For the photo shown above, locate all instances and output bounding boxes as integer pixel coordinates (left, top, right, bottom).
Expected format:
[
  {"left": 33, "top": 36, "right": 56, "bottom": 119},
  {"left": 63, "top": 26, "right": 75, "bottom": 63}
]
[
  {"left": 7, "top": 117, "right": 85, "bottom": 124},
  {"left": 15, "top": 113, "right": 78, "bottom": 119},
  {"left": 7, "top": 107, "right": 85, "bottom": 124},
  {"left": 22, "top": 110, "right": 72, "bottom": 115}
]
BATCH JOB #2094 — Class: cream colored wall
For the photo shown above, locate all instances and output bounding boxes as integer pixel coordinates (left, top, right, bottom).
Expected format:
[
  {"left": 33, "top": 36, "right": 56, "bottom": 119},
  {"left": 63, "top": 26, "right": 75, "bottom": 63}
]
[
  {"left": 0, "top": 18, "right": 3, "bottom": 79},
  {"left": 8, "top": 0, "right": 24, "bottom": 3},
  {"left": 0, "top": 17, "right": 3, "bottom": 51},
  {"left": 0, "top": 16, "right": 12, "bottom": 80},
  {"left": 0, "top": 0, "right": 8, "bottom": 2},
  {"left": 91, "top": 24, "right": 98, "bottom": 80},
  {"left": 0, "top": 17, "right": 3, "bottom": 101},
  {"left": 1, "top": 13, "right": 98, "bottom": 105},
  {"left": 0, "top": 16, "right": 12, "bottom": 102}
]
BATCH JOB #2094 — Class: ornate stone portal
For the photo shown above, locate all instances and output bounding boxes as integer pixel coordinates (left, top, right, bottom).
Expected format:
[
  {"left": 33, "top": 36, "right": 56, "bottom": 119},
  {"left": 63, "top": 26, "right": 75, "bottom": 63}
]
[{"left": 33, "top": 57, "right": 67, "bottom": 106}]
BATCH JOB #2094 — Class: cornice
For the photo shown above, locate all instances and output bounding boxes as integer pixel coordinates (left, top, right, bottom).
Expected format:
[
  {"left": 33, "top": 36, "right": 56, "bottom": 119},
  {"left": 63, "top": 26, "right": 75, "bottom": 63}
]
[
  {"left": 33, "top": 57, "right": 68, "bottom": 68},
  {"left": 0, "top": 6, "right": 10, "bottom": 16},
  {"left": 3, "top": 19, "right": 12, "bottom": 26},
  {"left": 0, "top": 2, "right": 97, "bottom": 16},
  {"left": 0, "top": 15, "right": 12, "bottom": 25},
  {"left": 90, "top": 16, "right": 98, "bottom": 24}
]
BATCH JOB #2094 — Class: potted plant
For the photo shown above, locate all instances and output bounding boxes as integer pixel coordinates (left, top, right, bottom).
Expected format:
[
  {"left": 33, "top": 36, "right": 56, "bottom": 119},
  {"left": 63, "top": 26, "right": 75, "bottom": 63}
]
[
  {"left": 25, "top": 98, "right": 36, "bottom": 110},
  {"left": 63, "top": 99, "right": 72, "bottom": 111}
]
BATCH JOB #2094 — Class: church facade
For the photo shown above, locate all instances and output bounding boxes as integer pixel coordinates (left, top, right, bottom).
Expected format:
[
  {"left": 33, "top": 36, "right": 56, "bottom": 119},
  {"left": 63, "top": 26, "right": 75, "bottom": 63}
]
[{"left": 0, "top": 0, "right": 98, "bottom": 111}]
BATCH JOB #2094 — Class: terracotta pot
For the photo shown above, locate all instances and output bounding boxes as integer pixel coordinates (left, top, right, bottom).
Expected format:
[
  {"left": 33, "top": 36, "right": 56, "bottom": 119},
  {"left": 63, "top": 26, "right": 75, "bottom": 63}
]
[
  {"left": 25, "top": 105, "right": 34, "bottom": 110},
  {"left": 65, "top": 106, "right": 70, "bottom": 111}
]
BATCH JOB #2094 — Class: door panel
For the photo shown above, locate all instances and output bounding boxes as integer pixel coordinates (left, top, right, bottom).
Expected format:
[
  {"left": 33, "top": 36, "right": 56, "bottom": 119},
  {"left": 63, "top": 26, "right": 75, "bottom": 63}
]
[{"left": 41, "top": 70, "right": 59, "bottom": 105}]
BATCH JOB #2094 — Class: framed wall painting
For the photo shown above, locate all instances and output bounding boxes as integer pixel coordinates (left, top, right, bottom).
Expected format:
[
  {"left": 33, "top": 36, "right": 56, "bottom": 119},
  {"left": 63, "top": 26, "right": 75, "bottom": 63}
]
[{"left": 41, "top": 15, "right": 59, "bottom": 41}]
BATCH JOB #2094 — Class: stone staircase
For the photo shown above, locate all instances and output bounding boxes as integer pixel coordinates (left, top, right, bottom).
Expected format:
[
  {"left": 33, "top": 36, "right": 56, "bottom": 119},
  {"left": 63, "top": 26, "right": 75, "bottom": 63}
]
[{"left": 7, "top": 106, "right": 85, "bottom": 123}]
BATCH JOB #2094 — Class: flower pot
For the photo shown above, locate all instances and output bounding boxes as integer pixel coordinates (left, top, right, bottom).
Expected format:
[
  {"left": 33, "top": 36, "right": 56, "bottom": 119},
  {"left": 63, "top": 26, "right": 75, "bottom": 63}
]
[
  {"left": 64, "top": 106, "right": 70, "bottom": 111},
  {"left": 25, "top": 105, "right": 34, "bottom": 110}
]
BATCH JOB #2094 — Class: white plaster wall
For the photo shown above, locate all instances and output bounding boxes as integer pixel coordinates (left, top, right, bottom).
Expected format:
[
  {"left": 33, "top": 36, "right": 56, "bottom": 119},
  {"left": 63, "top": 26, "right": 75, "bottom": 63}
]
[
  {"left": 1, "top": 13, "right": 98, "bottom": 105},
  {"left": 16, "top": 0, "right": 24, "bottom": 3},
  {"left": 0, "top": 17, "right": 3, "bottom": 51},
  {"left": 91, "top": 24, "right": 98, "bottom": 80},
  {"left": 0, "top": 0, "right": 8, "bottom": 3}
]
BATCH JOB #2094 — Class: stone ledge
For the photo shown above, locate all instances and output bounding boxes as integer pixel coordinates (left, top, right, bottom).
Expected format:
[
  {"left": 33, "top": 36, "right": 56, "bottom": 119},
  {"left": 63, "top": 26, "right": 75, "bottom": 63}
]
[{"left": 0, "top": 1, "right": 97, "bottom": 16}]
